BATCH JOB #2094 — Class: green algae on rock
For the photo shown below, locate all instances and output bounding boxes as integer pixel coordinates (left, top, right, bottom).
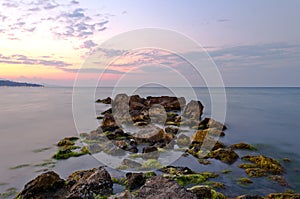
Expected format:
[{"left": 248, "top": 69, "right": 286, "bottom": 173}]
[
  {"left": 237, "top": 177, "right": 253, "bottom": 185},
  {"left": 241, "top": 155, "right": 284, "bottom": 175},
  {"left": 230, "top": 143, "right": 257, "bottom": 151},
  {"left": 163, "top": 172, "right": 219, "bottom": 187}
]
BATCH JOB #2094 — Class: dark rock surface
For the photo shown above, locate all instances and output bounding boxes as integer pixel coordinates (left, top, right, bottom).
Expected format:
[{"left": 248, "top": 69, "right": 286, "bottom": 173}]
[{"left": 135, "top": 176, "right": 197, "bottom": 199}]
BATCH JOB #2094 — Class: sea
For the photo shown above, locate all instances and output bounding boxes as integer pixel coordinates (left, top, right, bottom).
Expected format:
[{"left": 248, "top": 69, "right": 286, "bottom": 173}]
[{"left": 0, "top": 87, "right": 300, "bottom": 198}]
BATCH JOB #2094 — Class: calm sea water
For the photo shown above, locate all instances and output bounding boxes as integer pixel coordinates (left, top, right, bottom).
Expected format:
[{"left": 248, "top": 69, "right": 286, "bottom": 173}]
[{"left": 0, "top": 87, "right": 300, "bottom": 197}]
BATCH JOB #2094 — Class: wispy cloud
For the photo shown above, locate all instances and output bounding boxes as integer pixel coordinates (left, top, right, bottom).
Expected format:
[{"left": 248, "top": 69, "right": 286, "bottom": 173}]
[
  {"left": 0, "top": 53, "right": 72, "bottom": 67},
  {"left": 1, "top": 0, "right": 111, "bottom": 47}
]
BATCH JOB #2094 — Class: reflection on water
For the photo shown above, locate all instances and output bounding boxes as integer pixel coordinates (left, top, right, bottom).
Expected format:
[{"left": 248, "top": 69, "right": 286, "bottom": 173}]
[{"left": 0, "top": 87, "right": 300, "bottom": 197}]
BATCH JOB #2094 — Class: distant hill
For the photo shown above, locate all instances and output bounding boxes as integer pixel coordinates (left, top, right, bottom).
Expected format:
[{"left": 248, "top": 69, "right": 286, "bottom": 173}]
[{"left": 0, "top": 80, "right": 43, "bottom": 87}]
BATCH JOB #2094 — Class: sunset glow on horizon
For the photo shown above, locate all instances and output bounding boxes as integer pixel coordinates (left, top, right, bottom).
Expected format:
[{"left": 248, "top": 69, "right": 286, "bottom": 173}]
[{"left": 1, "top": 0, "right": 300, "bottom": 87}]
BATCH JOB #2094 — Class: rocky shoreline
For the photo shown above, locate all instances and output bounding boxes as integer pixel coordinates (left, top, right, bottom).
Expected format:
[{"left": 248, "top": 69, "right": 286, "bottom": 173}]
[{"left": 15, "top": 94, "right": 300, "bottom": 198}]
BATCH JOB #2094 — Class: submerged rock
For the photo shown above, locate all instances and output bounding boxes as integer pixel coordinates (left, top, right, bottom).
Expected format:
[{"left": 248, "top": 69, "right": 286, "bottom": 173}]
[
  {"left": 135, "top": 176, "right": 197, "bottom": 199},
  {"left": 241, "top": 155, "right": 284, "bottom": 175},
  {"left": 236, "top": 195, "right": 263, "bottom": 199},
  {"left": 230, "top": 143, "right": 257, "bottom": 151}
]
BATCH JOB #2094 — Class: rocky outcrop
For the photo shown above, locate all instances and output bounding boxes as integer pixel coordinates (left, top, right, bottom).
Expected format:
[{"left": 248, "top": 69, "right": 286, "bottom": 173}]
[
  {"left": 135, "top": 176, "right": 197, "bottom": 199},
  {"left": 16, "top": 167, "right": 113, "bottom": 199},
  {"left": 182, "top": 100, "right": 204, "bottom": 121},
  {"left": 96, "top": 97, "right": 112, "bottom": 104},
  {"left": 16, "top": 171, "right": 66, "bottom": 199}
]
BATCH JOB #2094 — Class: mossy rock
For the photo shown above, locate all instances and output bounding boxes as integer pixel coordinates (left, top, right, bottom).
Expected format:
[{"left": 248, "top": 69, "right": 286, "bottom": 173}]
[
  {"left": 56, "top": 137, "right": 79, "bottom": 146},
  {"left": 140, "top": 159, "right": 163, "bottom": 170},
  {"left": 164, "top": 172, "right": 218, "bottom": 187},
  {"left": 230, "top": 143, "right": 257, "bottom": 151},
  {"left": 238, "top": 163, "right": 257, "bottom": 169},
  {"left": 244, "top": 168, "right": 267, "bottom": 177},
  {"left": 237, "top": 177, "right": 253, "bottom": 185},
  {"left": 242, "top": 155, "right": 284, "bottom": 175},
  {"left": 206, "top": 148, "right": 239, "bottom": 164},
  {"left": 160, "top": 166, "right": 195, "bottom": 175}
]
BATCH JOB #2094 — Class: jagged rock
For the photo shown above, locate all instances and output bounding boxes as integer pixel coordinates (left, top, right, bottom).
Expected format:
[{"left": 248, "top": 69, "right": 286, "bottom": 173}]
[
  {"left": 126, "top": 173, "right": 146, "bottom": 191},
  {"left": 199, "top": 118, "right": 227, "bottom": 130},
  {"left": 207, "top": 148, "right": 239, "bottom": 164},
  {"left": 101, "top": 113, "right": 119, "bottom": 132},
  {"left": 96, "top": 97, "right": 112, "bottom": 104},
  {"left": 66, "top": 167, "right": 113, "bottom": 198},
  {"left": 146, "top": 96, "right": 186, "bottom": 111},
  {"left": 135, "top": 176, "right": 197, "bottom": 199},
  {"left": 182, "top": 100, "right": 204, "bottom": 121},
  {"left": 17, "top": 171, "right": 66, "bottom": 199},
  {"left": 133, "top": 125, "right": 165, "bottom": 143}
]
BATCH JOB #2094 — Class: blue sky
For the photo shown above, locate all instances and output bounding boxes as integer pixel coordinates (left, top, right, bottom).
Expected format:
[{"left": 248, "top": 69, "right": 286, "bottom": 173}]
[{"left": 0, "top": 0, "right": 299, "bottom": 86}]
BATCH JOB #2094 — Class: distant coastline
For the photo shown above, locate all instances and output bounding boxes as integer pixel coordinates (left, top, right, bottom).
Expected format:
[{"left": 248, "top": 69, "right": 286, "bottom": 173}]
[{"left": 0, "top": 80, "right": 43, "bottom": 87}]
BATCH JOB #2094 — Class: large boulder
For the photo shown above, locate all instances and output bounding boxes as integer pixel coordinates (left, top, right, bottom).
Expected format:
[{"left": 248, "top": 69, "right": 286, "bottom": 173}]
[
  {"left": 66, "top": 167, "right": 113, "bottom": 198},
  {"left": 135, "top": 176, "right": 197, "bottom": 199},
  {"left": 146, "top": 96, "right": 186, "bottom": 111},
  {"left": 133, "top": 125, "right": 165, "bottom": 143},
  {"left": 182, "top": 100, "right": 204, "bottom": 121},
  {"left": 17, "top": 171, "right": 67, "bottom": 199}
]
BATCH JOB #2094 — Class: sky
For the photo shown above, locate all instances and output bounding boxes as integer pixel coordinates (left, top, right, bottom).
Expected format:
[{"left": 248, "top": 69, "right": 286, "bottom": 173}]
[{"left": 0, "top": 0, "right": 300, "bottom": 87}]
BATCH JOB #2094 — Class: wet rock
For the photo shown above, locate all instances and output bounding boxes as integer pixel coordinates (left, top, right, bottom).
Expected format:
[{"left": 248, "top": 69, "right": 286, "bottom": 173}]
[
  {"left": 182, "top": 100, "right": 204, "bottom": 121},
  {"left": 66, "top": 167, "right": 113, "bottom": 198},
  {"left": 165, "top": 126, "right": 179, "bottom": 134},
  {"left": 241, "top": 155, "right": 284, "bottom": 175},
  {"left": 149, "top": 104, "right": 167, "bottom": 124},
  {"left": 96, "top": 97, "right": 112, "bottom": 104},
  {"left": 188, "top": 185, "right": 226, "bottom": 199},
  {"left": 244, "top": 168, "right": 267, "bottom": 177},
  {"left": 160, "top": 166, "right": 195, "bottom": 175},
  {"left": 142, "top": 146, "right": 160, "bottom": 160},
  {"left": 121, "top": 159, "right": 142, "bottom": 169},
  {"left": 108, "top": 190, "right": 134, "bottom": 199},
  {"left": 199, "top": 118, "right": 227, "bottom": 130},
  {"left": 17, "top": 171, "right": 66, "bottom": 199},
  {"left": 207, "top": 148, "right": 239, "bottom": 164},
  {"left": 177, "top": 134, "right": 191, "bottom": 148},
  {"left": 133, "top": 125, "right": 165, "bottom": 143},
  {"left": 57, "top": 137, "right": 79, "bottom": 147},
  {"left": 268, "top": 175, "right": 288, "bottom": 186},
  {"left": 237, "top": 177, "right": 253, "bottom": 185},
  {"left": 52, "top": 145, "right": 90, "bottom": 160},
  {"left": 265, "top": 193, "right": 300, "bottom": 199},
  {"left": 101, "top": 113, "right": 119, "bottom": 132},
  {"left": 192, "top": 129, "right": 224, "bottom": 143},
  {"left": 136, "top": 176, "right": 197, "bottom": 199},
  {"left": 230, "top": 143, "right": 257, "bottom": 151},
  {"left": 126, "top": 173, "right": 146, "bottom": 190},
  {"left": 164, "top": 172, "right": 219, "bottom": 187},
  {"left": 146, "top": 96, "right": 186, "bottom": 111},
  {"left": 101, "top": 108, "right": 112, "bottom": 115}
]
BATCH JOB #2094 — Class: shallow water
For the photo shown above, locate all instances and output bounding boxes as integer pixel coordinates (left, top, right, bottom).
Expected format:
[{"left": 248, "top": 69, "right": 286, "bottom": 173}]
[{"left": 0, "top": 87, "right": 300, "bottom": 197}]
